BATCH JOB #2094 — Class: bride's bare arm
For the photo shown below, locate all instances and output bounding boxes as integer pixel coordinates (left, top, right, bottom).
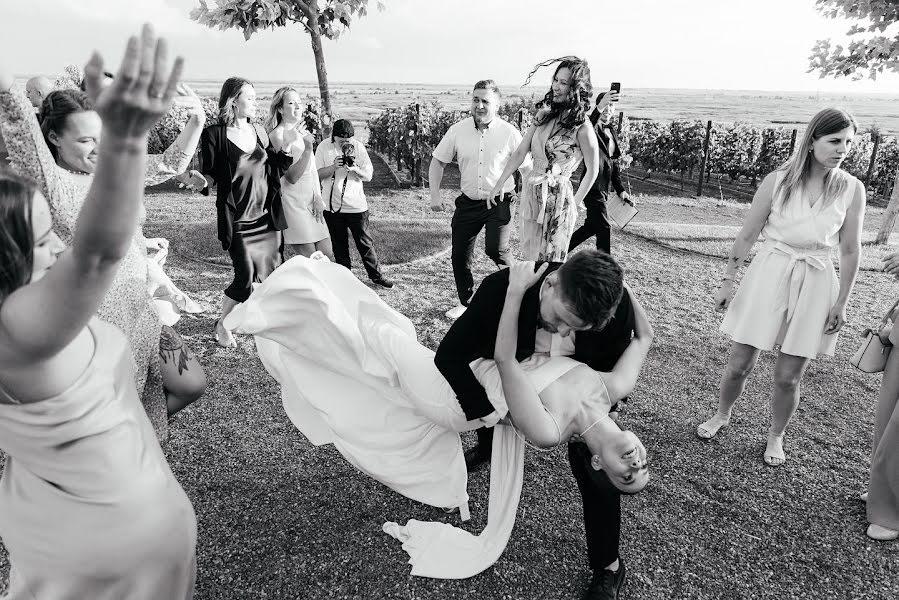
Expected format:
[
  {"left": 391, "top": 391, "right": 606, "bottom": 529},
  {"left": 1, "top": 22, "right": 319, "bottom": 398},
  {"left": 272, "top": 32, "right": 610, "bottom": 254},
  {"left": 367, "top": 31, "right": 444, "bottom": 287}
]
[
  {"left": 494, "top": 262, "right": 561, "bottom": 447},
  {"left": 599, "top": 287, "right": 654, "bottom": 402}
]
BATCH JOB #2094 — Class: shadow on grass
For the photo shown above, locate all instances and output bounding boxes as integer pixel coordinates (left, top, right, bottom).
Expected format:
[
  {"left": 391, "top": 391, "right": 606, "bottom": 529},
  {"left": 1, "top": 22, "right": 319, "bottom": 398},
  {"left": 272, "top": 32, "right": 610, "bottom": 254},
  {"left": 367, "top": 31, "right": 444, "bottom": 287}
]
[{"left": 146, "top": 216, "right": 451, "bottom": 267}]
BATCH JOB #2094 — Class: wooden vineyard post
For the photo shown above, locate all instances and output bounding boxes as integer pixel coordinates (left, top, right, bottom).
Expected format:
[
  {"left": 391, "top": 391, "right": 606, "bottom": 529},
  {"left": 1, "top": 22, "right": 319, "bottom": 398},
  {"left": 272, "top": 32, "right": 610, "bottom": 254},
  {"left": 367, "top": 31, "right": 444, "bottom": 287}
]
[
  {"left": 413, "top": 103, "right": 422, "bottom": 186},
  {"left": 866, "top": 132, "right": 881, "bottom": 184},
  {"left": 788, "top": 129, "right": 798, "bottom": 156},
  {"left": 617, "top": 111, "right": 624, "bottom": 133},
  {"left": 696, "top": 120, "right": 712, "bottom": 197},
  {"left": 876, "top": 166, "right": 899, "bottom": 244}
]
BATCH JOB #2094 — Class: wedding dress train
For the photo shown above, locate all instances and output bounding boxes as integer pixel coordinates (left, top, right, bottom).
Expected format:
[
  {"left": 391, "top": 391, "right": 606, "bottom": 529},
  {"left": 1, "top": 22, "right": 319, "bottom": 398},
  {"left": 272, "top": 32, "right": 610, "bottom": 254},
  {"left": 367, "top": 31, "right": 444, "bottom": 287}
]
[{"left": 223, "top": 256, "right": 581, "bottom": 578}]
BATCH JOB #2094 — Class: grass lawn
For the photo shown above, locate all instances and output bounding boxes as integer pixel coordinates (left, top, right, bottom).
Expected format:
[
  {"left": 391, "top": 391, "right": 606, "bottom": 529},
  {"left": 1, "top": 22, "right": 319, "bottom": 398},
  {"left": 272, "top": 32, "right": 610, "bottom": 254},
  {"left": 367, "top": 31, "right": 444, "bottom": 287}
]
[{"left": 2, "top": 170, "right": 898, "bottom": 599}]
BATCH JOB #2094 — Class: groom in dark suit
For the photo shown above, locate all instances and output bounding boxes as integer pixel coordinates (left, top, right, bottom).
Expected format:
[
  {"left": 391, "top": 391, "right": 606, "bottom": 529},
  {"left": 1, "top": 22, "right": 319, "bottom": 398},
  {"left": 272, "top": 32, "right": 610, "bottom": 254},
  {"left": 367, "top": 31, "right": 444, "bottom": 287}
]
[
  {"left": 435, "top": 249, "right": 636, "bottom": 600},
  {"left": 569, "top": 92, "right": 634, "bottom": 255}
]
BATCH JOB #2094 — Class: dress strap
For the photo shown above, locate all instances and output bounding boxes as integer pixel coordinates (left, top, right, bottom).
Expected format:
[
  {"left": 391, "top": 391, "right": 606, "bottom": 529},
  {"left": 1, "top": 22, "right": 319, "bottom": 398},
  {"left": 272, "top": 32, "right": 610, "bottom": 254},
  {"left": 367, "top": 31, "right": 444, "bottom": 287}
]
[
  {"left": 579, "top": 414, "right": 610, "bottom": 437},
  {"left": 510, "top": 408, "right": 563, "bottom": 452}
]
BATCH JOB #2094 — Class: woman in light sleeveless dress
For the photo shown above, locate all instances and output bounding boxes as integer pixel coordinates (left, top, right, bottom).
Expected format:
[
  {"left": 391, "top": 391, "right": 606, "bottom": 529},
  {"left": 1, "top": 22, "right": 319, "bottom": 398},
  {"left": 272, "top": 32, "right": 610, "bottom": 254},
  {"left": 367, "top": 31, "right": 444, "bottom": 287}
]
[
  {"left": 489, "top": 56, "right": 599, "bottom": 262},
  {"left": 265, "top": 87, "right": 333, "bottom": 260},
  {"left": 0, "top": 79, "right": 207, "bottom": 440},
  {"left": 0, "top": 29, "right": 196, "bottom": 598},
  {"left": 697, "top": 108, "right": 866, "bottom": 466}
]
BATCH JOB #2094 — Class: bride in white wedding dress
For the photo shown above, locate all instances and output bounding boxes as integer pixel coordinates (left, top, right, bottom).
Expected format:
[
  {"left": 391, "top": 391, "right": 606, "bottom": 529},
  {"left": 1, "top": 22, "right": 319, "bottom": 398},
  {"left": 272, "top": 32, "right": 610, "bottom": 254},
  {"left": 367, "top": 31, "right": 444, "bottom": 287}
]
[{"left": 223, "top": 255, "right": 652, "bottom": 578}]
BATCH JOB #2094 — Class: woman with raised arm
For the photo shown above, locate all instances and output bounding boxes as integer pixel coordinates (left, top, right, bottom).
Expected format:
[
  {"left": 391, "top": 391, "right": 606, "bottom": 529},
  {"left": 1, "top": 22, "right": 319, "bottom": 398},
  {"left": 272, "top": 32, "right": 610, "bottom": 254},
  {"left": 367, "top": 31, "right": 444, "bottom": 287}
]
[
  {"left": 0, "top": 57, "right": 208, "bottom": 439},
  {"left": 266, "top": 86, "right": 332, "bottom": 260},
  {"left": 488, "top": 56, "right": 601, "bottom": 262},
  {"left": 0, "top": 26, "right": 196, "bottom": 597},
  {"left": 697, "top": 108, "right": 866, "bottom": 466}
]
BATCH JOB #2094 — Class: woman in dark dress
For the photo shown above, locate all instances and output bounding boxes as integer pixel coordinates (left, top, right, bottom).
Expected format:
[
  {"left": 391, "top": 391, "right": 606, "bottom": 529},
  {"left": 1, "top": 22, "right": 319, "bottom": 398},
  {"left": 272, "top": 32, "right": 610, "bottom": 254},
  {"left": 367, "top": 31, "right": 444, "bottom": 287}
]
[{"left": 199, "top": 77, "right": 297, "bottom": 347}]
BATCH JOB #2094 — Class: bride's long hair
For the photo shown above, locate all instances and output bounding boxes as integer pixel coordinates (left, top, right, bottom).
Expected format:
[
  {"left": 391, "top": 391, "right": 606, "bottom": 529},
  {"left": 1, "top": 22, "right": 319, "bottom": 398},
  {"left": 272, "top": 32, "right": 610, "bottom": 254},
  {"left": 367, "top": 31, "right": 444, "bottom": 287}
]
[{"left": 523, "top": 56, "right": 593, "bottom": 130}]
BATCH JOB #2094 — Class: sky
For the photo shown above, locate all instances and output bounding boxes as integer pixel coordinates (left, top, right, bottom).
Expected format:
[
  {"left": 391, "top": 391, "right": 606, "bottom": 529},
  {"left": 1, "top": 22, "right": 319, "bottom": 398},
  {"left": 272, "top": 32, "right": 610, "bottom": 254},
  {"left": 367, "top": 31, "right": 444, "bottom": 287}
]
[{"left": 2, "top": 0, "right": 898, "bottom": 93}]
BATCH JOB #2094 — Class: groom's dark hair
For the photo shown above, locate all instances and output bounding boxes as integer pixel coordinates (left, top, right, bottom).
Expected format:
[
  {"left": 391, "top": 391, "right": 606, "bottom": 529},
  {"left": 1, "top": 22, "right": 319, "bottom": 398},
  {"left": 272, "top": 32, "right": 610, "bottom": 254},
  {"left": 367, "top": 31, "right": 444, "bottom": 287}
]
[{"left": 556, "top": 249, "right": 624, "bottom": 330}]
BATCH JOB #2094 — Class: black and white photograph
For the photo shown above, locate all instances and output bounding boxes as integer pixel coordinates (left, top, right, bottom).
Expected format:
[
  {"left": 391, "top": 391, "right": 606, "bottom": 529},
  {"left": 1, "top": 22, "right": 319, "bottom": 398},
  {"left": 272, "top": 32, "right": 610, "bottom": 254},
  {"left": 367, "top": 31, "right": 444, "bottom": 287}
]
[{"left": 0, "top": 1, "right": 897, "bottom": 598}]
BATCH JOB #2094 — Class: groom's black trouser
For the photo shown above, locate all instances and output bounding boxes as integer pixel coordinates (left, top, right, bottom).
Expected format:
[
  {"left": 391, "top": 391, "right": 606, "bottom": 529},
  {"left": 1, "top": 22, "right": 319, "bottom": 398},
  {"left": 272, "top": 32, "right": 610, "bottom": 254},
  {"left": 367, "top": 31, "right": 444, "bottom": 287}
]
[{"left": 475, "top": 427, "right": 621, "bottom": 569}]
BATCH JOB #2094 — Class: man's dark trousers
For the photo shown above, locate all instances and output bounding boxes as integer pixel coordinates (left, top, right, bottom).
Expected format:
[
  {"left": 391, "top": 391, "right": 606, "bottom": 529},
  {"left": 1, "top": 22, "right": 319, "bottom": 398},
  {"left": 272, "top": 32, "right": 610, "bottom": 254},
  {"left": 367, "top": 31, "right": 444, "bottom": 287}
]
[
  {"left": 323, "top": 209, "right": 384, "bottom": 280},
  {"left": 569, "top": 193, "right": 611, "bottom": 254},
  {"left": 451, "top": 192, "right": 513, "bottom": 305}
]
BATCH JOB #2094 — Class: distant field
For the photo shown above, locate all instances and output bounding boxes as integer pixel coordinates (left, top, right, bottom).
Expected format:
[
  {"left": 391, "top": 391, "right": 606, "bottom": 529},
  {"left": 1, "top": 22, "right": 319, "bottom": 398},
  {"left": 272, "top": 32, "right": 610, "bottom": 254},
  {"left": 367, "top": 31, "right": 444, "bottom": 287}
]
[{"left": 183, "top": 80, "right": 899, "bottom": 135}]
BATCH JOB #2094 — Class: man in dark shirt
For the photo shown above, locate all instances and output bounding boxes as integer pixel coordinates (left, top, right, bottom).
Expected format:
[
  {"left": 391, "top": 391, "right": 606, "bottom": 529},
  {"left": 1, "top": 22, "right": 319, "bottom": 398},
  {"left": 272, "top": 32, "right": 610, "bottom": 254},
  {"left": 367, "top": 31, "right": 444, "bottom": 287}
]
[
  {"left": 569, "top": 92, "right": 635, "bottom": 255},
  {"left": 435, "top": 249, "right": 638, "bottom": 599}
]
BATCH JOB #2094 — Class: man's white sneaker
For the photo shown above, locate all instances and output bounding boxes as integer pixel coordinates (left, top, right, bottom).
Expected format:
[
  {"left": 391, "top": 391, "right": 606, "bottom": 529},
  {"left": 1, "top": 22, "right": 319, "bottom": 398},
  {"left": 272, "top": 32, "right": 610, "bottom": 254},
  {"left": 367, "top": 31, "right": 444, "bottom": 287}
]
[{"left": 445, "top": 305, "right": 467, "bottom": 320}]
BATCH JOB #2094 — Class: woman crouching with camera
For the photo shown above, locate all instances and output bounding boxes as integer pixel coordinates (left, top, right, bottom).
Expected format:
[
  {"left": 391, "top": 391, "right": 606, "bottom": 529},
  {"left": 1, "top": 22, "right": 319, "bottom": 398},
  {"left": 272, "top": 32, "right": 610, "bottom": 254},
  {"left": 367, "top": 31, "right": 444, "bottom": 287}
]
[{"left": 314, "top": 119, "right": 394, "bottom": 288}]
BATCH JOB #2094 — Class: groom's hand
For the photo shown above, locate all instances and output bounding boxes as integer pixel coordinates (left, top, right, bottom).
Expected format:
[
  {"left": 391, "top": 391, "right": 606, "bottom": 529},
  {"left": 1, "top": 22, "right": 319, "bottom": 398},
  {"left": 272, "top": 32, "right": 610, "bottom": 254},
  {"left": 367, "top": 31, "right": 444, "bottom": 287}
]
[{"left": 508, "top": 261, "right": 548, "bottom": 295}]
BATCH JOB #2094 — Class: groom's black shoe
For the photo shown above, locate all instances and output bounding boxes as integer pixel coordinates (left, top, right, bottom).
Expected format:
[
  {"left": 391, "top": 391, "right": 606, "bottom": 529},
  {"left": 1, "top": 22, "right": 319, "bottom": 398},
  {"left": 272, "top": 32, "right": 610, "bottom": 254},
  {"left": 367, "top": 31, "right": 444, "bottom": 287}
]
[
  {"left": 463, "top": 445, "right": 490, "bottom": 472},
  {"left": 584, "top": 559, "right": 626, "bottom": 600}
]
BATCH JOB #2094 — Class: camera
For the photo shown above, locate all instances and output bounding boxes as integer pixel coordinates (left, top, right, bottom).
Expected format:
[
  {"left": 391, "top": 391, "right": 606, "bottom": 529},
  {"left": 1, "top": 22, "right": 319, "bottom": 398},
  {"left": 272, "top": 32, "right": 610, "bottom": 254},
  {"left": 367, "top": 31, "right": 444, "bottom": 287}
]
[{"left": 341, "top": 142, "right": 356, "bottom": 167}]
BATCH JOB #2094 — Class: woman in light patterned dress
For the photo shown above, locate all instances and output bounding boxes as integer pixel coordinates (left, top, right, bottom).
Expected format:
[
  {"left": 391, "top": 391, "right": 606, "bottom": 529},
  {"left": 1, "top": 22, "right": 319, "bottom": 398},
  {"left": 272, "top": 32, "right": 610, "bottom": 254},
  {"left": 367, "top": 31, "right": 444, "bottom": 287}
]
[
  {"left": 0, "top": 26, "right": 196, "bottom": 597},
  {"left": 0, "top": 70, "right": 207, "bottom": 440},
  {"left": 697, "top": 108, "right": 865, "bottom": 467},
  {"left": 489, "top": 56, "right": 599, "bottom": 262}
]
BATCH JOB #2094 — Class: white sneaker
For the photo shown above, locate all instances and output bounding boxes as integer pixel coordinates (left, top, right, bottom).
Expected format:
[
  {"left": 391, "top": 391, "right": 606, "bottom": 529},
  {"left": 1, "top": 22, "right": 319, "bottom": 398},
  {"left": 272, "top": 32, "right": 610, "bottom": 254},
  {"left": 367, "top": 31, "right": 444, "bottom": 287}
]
[{"left": 445, "top": 304, "right": 467, "bottom": 320}]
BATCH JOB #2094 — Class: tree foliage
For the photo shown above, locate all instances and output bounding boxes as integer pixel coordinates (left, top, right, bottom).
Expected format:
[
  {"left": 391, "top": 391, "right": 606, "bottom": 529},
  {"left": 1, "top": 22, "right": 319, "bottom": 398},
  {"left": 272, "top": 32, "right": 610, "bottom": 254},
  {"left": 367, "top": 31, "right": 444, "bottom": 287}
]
[
  {"left": 808, "top": 0, "right": 899, "bottom": 79},
  {"left": 191, "top": 0, "right": 384, "bottom": 41}
]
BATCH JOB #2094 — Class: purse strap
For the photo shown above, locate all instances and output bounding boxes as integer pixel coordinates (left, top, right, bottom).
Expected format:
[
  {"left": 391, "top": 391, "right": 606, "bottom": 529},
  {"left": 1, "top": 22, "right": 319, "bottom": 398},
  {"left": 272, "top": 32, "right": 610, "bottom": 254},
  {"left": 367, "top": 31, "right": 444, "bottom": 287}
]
[{"left": 881, "top": 297, "right": 899, "bottom": 328}]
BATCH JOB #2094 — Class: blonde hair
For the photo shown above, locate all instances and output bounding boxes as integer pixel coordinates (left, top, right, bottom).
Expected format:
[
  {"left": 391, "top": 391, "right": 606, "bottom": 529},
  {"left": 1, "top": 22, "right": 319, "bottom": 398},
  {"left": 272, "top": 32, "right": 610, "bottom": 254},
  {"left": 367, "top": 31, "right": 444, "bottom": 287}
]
[
  {"left": 265, "top": 86, "right": 301, "bottom": 133},
  {"left": 774, "top": 108, "right": 857, "bottom": 209}
]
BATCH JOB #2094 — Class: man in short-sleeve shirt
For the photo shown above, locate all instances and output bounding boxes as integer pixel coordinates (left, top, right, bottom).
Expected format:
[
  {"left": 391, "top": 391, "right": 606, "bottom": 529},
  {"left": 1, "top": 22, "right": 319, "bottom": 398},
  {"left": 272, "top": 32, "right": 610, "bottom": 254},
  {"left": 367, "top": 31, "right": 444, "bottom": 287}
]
[{"left": 429, "top": 79, "right": 532, "bottom": 319}]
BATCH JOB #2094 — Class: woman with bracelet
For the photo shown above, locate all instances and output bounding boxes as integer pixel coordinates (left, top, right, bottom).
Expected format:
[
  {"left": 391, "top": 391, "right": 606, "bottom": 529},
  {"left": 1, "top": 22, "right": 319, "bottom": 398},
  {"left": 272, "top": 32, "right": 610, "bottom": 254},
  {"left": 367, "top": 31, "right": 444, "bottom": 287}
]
[
  {"left": 697, "top": 108, "right": 866, "bottom": 466},
  {"left": 0, "top": 26, "right": 197, "bottom": 596},
  {"left": 0, "top": 57, "right": 208, "bottom": 440},
  {"left": 265, "top": 86, "right": 332, "bottom": 260}
]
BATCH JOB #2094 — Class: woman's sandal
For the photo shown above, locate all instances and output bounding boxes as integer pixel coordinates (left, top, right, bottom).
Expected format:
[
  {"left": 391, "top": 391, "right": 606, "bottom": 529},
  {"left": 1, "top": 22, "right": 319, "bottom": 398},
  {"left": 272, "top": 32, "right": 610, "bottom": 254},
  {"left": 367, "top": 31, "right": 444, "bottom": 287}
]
[
  {"left": 866, "top": 523, "right": 899, "bottom": 541},
  {"left": 763, "top": 433, "right": 786, "bottom": 466},
  {"left": 696, "top": 414, "right": 730, "bottom": 439},
  {"left": 214, "top": 320, "right": 237, "bottom": 349}
]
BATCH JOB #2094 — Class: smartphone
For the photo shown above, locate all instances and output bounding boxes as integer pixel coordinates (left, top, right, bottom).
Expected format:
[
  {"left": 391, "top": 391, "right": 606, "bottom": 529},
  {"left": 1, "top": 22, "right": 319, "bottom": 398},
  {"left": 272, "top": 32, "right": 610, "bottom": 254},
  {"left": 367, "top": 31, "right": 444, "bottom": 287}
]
[{"left": 610, "top": 82, "right": 621, "bottom": 99}]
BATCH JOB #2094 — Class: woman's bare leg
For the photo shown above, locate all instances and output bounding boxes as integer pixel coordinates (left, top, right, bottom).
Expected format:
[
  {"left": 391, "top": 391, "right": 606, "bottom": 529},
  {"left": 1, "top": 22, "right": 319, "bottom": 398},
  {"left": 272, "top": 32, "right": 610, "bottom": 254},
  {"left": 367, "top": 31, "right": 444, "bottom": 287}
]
[
  {"left": 314, "top": 237, "right": 334, "bottom": 261},
  {"left": 159, "top": 325, "right": 207, "bottom": 416},
  {"left": 764, "top": 350, "right": 811, "bottom": 466},
  {"left": 215, "top": 296, "right": 239, "bottom": 348},
  {"left": 697, "top": 342, "right": 760, "bottom": 438}
]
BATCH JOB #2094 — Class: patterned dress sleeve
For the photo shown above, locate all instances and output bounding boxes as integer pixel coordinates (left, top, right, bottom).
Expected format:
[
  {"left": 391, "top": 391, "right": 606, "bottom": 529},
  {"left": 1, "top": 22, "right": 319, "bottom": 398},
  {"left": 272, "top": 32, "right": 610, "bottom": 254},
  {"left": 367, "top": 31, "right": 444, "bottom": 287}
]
[
  {"left": 0, "top": 85, "right": 64, "bottom": 204},
  {"left": 145, "top": 139, "right": 193, "bottom": 187}
]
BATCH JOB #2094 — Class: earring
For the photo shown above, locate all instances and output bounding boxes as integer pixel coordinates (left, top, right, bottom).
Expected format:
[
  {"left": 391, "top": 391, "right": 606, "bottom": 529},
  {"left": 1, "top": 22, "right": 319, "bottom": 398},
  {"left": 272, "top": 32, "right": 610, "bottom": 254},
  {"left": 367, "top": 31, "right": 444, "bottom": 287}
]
[{"left": 590, "top": 455, "right": 603, "bottom": 471}]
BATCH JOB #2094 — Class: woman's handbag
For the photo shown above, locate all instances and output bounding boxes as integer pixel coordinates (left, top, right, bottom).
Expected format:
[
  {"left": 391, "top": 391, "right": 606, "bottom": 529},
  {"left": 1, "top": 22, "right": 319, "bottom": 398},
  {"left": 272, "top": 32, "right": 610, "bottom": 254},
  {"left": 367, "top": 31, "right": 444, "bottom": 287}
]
[{"left": 850, "top": 298, "right": 899, "bottom": 373}]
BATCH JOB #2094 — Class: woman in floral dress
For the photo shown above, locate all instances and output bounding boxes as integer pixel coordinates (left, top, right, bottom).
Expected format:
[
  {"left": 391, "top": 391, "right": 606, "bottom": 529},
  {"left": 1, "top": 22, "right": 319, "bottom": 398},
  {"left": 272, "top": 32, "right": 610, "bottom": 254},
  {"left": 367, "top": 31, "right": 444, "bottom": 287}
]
[
  {"left": 0, "top": 76, "right": 208, "bottom": 440},
  {"left": 490, "top": 56, "right": 600, "bottom": 261}
]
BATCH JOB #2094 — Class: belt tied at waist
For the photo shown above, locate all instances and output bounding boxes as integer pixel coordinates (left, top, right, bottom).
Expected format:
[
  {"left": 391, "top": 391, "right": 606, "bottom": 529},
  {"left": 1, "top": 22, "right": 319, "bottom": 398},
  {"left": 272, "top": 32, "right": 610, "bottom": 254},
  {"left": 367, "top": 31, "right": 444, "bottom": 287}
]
[
  {"left": 528, "top": 162, "right": 573, "bottom": 222},
  {"left": 765, "top": 240, "right": 833, "bottom": 323}
]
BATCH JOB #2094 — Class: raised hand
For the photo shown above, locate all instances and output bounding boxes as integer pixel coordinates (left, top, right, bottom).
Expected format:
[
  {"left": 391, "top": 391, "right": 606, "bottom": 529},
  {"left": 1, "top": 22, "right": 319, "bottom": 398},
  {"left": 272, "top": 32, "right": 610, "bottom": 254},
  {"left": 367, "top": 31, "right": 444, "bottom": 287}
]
[
  {"left": 85, "top": 24, "right": 184, "bottom": 141},
  {"left": 507, "top": 261, "right": 548, "bottom": 296}
]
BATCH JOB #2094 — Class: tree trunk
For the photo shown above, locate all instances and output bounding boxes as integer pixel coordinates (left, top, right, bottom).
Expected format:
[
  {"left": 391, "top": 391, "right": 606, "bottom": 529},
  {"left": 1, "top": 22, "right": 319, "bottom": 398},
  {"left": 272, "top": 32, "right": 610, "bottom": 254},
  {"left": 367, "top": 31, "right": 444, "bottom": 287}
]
[
  {"left": 876, "top": 166, "right": 899, "bottom": 244},
  {"left": 306, "top": 4, "right": 331, "bottom": 119}
]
